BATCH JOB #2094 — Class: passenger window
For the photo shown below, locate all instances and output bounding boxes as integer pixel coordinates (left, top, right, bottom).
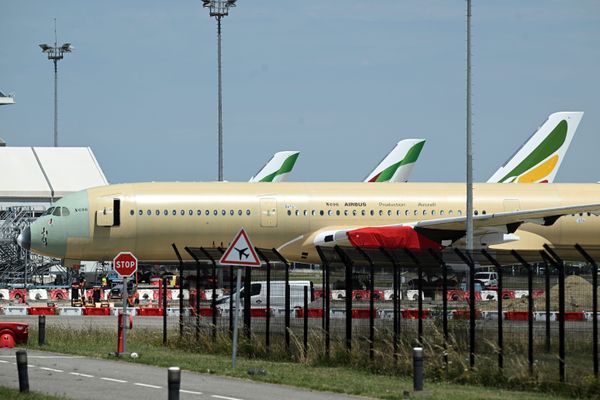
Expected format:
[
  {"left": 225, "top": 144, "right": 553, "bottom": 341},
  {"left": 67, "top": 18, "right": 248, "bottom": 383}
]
[
  {"left": 440, "top": 210, "right": 445, "bottom": 216},
  {"left": 344, "top": 210, "right": 349, "bottom": 216},
  {"left": 246, "top": 210, "right": 251, "bottom": 216},
  {"left": 53, "top": 207, "right": 62, "bottom": 216},
  {"left": 482, "top": 210, "right": 487, "bottom": 215},
  {"left": 221, "top": 210, "right": 226, "bottom": 216},
  {"left": 474, "top": 210, "right": 479, "bottom": 216},
  {"left": 449, "top": 210, "right": 453, "bottom": 216},
  {"left": 423, "top": 210, "right": 427, "bottom": 216},
  {"left": 156, "top": 210, "right": 160, "bottom": 216},
  {"left": 320, "top": 210, "right": 324, "bottom": 216},
  {"left": 238, "top": 210, "right": 243, "bottom": 216},
  {"left": 295, "top": 210, "right": 300, "bottom": 216},
  {"left": 328, "top": 210, "right": 333, "bottom": 216},
  {"left": 181, "top": 210, "right": 186, "bottom": 216},
  {"left": 387, "top": 210, "right": 392, "bottom": 216},
  {"left": 164, "top": 210, "right": 168, "bottom": 216},
  {"left": 197, "top": 210, "right": 202, "bottom": 216},
  {"left": 361, "top": 210, "right": 366, "bottom": 216},
  {"left": 405, "top": 210, "right": 409, "bottom": 216},
  {"left": 378, "top": 210, "right": 383, "bottom": 216},
  {"left": 173, "top": 210, "right": 177, "bottom": 216},
  {"left": 431, "top": 210, "right": 436, "bottom": 216},
  {"left": 138, "top": 210, "right": 143, "bottom": 216},
  {"left": 287, "top": 210, "right": 291, "bottom": 216},
  {"left": 370, "top": 210, "right": 374, "bottom": 216},
  {"left": 189, "top": 210, "right": 194, "bottom": 216},
  {"left": 147, "top": 210, "right": 151, "bottom": 216},
  {"left": 336, "top": 210, "right": 341, "bottom": 216},
  {"left": 458, "top": 210, "right": 463, "bottom": 216},
  {"left": 414, "top": 210, "right": 418, "bottom": 216},
  {"left": 352, "top": 210, "right": 357, "bottom": 216},
  {"left": 230, "top": 210, "right": 234, "bottom": 216},
  {"left": 213, "top": 210, "right": 218, "bottom": 216},
  {"left": 303, "top": 210, "right": 308, "bottom": 216},
  {"left": 205, "top": 210, "right": 210, "bottom": 216},
  {"left": 130, "top": 210, "right": 134, "bottom": 216}
]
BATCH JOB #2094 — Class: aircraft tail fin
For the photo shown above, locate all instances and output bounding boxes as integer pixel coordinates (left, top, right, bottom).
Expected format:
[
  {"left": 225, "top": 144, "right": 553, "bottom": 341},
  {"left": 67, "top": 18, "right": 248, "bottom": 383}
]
[
  {"left": 488, "top": 112, "right": 583, "bottom": 183},
  {"left": 364, "top": 139, "right": 425, "bottom": 183},
  {"left": 249, "top": 151, "right": 300, "bottom": 183}
]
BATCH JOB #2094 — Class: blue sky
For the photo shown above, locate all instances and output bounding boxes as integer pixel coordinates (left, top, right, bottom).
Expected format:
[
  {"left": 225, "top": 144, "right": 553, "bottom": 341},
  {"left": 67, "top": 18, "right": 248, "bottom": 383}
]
[{"left": 1, "top": 1, "right": 599, "bottom": 184}]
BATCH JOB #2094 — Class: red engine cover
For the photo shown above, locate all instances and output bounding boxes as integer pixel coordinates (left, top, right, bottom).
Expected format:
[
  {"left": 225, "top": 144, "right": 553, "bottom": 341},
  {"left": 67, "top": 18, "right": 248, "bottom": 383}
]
[{"left": 347, "top": 226, "right": 442, "bottom": 250}]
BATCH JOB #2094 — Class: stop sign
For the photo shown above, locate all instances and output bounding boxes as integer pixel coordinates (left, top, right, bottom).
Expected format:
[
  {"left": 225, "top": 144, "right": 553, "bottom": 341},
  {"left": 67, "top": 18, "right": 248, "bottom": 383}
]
[{"left": 113, "top": 252, "right": 138, "bottom": 278}]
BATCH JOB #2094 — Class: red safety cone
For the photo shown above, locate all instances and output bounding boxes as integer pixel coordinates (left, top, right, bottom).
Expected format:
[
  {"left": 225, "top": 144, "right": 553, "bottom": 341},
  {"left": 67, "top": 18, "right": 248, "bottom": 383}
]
[{"left": 0, "top": 332, "right": 15, "bottom": 348}]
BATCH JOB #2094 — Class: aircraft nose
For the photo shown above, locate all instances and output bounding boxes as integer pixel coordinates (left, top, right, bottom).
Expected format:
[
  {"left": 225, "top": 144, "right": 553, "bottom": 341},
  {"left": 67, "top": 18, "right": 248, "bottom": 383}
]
[{"left": 17, "top": 227, "right": 31, "bottom": 251}]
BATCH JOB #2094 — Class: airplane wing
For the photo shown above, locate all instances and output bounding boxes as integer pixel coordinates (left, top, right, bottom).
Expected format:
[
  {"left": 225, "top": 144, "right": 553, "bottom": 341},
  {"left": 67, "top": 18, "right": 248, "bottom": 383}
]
[{"left": 312, "top": 203, "right": 600, "bottom": 250}]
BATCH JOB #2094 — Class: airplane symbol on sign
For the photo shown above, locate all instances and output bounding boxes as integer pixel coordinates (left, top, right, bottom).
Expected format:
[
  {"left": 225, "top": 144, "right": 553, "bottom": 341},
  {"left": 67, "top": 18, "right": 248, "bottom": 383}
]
[{"left": 235, "top": 247, "right": 249, "bottom": 260}]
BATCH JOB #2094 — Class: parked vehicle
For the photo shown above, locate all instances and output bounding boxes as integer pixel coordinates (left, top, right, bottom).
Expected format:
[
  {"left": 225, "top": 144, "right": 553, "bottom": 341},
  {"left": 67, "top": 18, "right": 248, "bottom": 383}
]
[
  {"left": 216, "top": 280, "right": 313, "bottom": 310},
  {"left": 474, "top": 272, "right": 498, "bottom": 288}
]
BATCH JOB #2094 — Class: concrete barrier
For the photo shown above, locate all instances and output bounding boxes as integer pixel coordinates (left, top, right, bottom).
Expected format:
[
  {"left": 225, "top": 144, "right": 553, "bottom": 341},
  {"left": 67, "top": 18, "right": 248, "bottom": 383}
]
[
  {"left": 4, "top": 307, "right": 28, "bottom": 316},
  {"left": 137, "top": 289, "right": 154, "bottom": 302},
  {"left": 171, "top": 289, "right": 189, "bottom": 301},
  {"left": 28, "top": 289, "right": 49, "bottom": 301},
  {"left": 481, "top": 290, "right": 498, "bottom": 301},
  {"left": 406, "top": 290, "right": 424, "bottom": 301},
  {"left": 0, "top": 289, "right": 9, "bottom": 300},
  {"left": 58, "top": 307, "right": 83, "bottom": 316}
]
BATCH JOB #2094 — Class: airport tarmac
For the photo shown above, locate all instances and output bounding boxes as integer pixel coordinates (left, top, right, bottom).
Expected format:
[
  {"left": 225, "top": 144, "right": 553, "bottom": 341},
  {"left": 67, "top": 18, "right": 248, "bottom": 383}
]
[{"left": 0, "top": 348, "right": 371, "bottom": 400}]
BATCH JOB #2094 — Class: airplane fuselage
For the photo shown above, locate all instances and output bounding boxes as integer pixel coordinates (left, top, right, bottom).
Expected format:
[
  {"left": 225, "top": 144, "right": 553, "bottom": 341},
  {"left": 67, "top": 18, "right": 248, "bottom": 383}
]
[{"left": 26, "top": 182, "right": 600, "bottom": 264}]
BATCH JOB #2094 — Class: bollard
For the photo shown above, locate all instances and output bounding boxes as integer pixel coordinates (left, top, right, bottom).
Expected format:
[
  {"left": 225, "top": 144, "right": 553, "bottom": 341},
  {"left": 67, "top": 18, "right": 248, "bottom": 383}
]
[
  {"left": 168, "top": 367, "right": 181, "bottom": 400},
  {"left": 16, "top": 350, "right": 29, "bottom": 392},
  {"left": 413, "top": 347, "right": 423, "bottom": 392},
  {"left": 38, "top": 315, "right": 46, "bottom": 346}
]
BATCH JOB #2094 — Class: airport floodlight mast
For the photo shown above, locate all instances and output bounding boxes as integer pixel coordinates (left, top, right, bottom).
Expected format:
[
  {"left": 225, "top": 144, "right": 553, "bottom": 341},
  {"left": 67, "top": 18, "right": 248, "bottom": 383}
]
[
  {"left": 202, "top": 0, "right": 237, "bottom": 181},
  {"left": 39, "top": 19, "right": 73, "bottom": 147}
]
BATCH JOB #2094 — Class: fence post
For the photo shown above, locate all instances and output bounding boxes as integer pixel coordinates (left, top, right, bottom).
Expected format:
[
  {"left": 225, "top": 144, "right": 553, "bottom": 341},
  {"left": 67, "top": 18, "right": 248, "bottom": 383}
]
[
  {"left": 303, "top": 285, "right": 308, "bottom": 358},
  {"left": 195, "top": 261, "right": 200, "bottom": 342},
  {"left": 575, "top": 244, "right": 599, "bottom": 378},
  {"left": 404, "top": 249, "right": 423, "bottom": 345},
  {"left": 544, "top": 245, "right": 565, "bottom": 382},
  {"left": 512, "top": 250, "right": 534, "bottom": 374},
  {"left": 482, "top": 249, "right": 503, "bottom": 370},
  {"left": 229, "top": 265, "right": 234, "bottom": 337},
  {"left": 316, "top": 246, "right": 331, "bottom": 359},
  {"left": 335, "top": 246, "right": 353, "bottom": 351},
  {"left": 544, "top": 259, "right": 551, "bottom": 353},
  {"left": 211, "top": 256, "right": 217, "bottom": 342},
  {"left": 455, "top": 248, "right": 476, "bottom": 368},
  {"left": 380, "top": 248, "right": 399, "bottom": 364},
  {"left": 429, "top": 249, "right": 448, "bottom": 367},
  {"left": 163, "top": 276, "right": 168, "bottom": 345},
  {"left": 255, "top": 249, "right": 271, "bottom": 352},
  {"left": 171, "top": 244, "right": 184, "bottom": 338},
  {"left": 357, "top": 247, "right": 375, "bottom": 360}
]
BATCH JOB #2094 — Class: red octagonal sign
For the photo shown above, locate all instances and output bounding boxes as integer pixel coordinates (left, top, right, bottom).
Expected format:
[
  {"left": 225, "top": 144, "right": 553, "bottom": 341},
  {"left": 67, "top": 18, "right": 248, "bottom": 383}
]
[{"left": 113, "top": 252, "right": 138, "bottom": 278}]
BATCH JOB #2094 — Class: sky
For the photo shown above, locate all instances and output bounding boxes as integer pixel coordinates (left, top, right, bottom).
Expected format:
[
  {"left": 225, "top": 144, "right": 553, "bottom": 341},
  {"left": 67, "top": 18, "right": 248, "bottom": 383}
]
[{"left": 1, "top": 1, "right": 599, "bottom": 184}]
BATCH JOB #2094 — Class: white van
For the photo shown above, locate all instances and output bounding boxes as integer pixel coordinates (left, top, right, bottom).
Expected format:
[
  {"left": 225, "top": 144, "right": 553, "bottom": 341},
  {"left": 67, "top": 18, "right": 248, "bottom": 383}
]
[{"left": 216, "top": 280, "right": 313, "bottom": 310}]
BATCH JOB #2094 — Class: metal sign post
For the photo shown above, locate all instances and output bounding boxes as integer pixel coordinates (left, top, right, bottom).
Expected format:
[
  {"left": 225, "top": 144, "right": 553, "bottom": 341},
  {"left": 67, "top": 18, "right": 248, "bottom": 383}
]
[
  {"left": 219, "top": 228, "right": 261, "bottom": 369},
  {"left": 122, "top": 276, "right": 128, "bottom": 354}
]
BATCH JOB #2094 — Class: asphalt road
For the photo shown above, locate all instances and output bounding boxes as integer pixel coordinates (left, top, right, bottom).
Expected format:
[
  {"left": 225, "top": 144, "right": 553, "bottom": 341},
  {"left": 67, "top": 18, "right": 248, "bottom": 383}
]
[{"left": 0, "top": 348, "right": 370, "bottom": 400}]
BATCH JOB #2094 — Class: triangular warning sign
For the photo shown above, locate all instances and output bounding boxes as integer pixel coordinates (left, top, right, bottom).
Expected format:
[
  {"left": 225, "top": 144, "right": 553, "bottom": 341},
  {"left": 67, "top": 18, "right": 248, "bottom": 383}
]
[{"left": 219, "top": 228, "right": 261, "bottom": 266}]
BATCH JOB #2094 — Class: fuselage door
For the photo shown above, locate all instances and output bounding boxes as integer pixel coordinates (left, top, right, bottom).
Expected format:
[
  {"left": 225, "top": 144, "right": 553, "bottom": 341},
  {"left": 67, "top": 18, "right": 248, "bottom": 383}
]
[
  {"left": 260, "top": 197, "right": 277, "bottom": 227},
  {"left": 96, "top": 197, "right": 121, "bottom": 227}
]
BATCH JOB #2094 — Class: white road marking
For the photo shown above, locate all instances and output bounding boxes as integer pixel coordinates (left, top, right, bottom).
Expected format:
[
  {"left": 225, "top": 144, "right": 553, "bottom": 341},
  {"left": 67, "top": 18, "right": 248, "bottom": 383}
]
[
  {"left": 27, "top": 364, "right": 36, "bottom": 368},
  {"left": 101, "top": 377, "right": 127, "bottom": 383},
  {"left": 0, "top": 360, "right": 8, "bottom": 364},
  {"left": 212, "top": 395, "right": 244, "bottom": 400},
  {"left": 134, "top": 383, "right": 162, "bottom": 389},
  {"left": 0, "top": 355, "right": 82, "bottom": 359},
  {"left": 40, "top": 367, "right": 64, "bottom": 373},
  {"left": 69, "top": 372, "right": 94, "bottom": 378},
  {"left": 180, "top": 389, "right": 203, "bottom": 395}
]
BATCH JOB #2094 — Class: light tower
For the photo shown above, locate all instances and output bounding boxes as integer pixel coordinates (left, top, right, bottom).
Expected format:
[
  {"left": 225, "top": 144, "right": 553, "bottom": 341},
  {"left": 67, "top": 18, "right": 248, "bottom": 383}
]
[
  {"left": 202, "top": 0, "right": 237, "bottom": 181},
  {"left": 39, "top": 20, "right": 73, "bottom": 147}
]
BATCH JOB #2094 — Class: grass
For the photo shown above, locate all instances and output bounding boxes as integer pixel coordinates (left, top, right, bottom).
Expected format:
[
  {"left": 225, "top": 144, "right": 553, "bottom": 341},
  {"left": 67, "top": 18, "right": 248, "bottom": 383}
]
[
  {"left": 24, "top": 325, "right": 600, "bottom": 400},
  {"left": 0, "top": 386, "right": 67, "bottom": 400}
]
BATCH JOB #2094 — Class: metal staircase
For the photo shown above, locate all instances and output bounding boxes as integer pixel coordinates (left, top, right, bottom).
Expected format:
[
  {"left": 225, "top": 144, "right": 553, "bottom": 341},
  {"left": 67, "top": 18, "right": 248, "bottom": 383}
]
[{"left": 0, "top": 207, "right": 59, "bottom": 287}]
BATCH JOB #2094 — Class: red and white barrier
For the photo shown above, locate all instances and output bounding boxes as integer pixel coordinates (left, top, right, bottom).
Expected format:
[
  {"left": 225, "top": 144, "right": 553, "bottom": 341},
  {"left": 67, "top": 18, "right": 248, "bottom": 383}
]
[{"left": 0, "top": 289, "right": 9, "bottom": 300}]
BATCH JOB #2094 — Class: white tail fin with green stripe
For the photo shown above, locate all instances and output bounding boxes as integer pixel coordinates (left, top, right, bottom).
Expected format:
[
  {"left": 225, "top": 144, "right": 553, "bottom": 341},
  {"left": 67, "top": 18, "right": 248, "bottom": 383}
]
[
  {"left": 250, "top": 151, "right": 300, "bottom": 183},
  {"left": 488, "top": 112, "right": 583, "bottom": 183},
  {"left": 364, "top": 139, "right": 426, "bottom": 183}
]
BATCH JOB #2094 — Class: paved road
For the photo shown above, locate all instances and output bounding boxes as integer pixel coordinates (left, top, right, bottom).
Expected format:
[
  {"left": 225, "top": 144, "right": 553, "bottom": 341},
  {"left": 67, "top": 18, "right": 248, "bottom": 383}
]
[{"left": 0, "top": 348, "right": 370, "bottom": 400}]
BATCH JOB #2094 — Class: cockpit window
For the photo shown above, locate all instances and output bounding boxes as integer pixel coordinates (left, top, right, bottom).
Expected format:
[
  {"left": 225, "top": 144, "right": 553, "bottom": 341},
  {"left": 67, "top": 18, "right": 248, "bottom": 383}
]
[
  {"left": 43, "top": 207, "right": 56, "bottom": 216},
  {"left": 61, "top": 207, "right": 70, "bottom": 216},
  {"left": 52, "top": 207, "right": 62, "bottom": 216}
]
